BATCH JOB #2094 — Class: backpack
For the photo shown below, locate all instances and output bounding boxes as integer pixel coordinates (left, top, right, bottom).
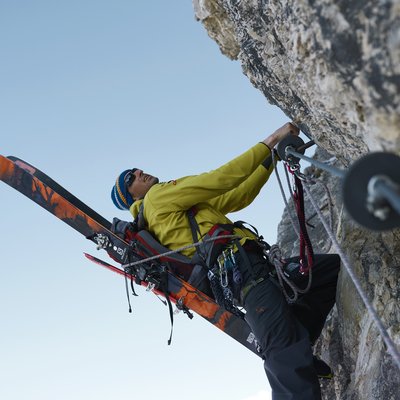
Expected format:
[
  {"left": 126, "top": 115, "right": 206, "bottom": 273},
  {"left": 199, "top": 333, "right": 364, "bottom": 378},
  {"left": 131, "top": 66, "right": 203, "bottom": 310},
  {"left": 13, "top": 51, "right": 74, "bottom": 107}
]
[{"left": 110, "top": 208, "right": 225, "bottom": 298}]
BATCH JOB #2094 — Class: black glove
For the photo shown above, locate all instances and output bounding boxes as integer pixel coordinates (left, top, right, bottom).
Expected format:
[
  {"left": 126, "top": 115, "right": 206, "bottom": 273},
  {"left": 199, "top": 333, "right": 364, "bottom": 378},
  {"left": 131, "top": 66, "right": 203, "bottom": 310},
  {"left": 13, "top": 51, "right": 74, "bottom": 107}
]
[
  {"left": 111, "top": 217, "right": 135, "bottom": 239},
  {"left": 262, "top": 149, "right": 280, "bottom": 170}
]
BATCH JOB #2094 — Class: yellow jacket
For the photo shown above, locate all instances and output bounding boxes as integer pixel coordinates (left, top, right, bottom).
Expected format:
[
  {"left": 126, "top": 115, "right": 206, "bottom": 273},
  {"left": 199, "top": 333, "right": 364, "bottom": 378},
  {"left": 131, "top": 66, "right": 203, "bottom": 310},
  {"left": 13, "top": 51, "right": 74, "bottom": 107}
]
[{"left": 129, "top": 142, "right": 273, "bottom": 257}]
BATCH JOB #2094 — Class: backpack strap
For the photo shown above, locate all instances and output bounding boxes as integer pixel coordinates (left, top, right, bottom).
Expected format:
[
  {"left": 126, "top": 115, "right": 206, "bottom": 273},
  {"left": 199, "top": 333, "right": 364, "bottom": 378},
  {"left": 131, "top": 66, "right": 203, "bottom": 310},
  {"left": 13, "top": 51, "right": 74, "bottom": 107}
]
[
  {"left": 132, "top": 202, "right": 146, "bottom": 231},
  {"left": 187, "top": 207, "right": 204, "bottom": 262},
  {"left": 233, "top": 220, "right": 271, "bottom": 251}
]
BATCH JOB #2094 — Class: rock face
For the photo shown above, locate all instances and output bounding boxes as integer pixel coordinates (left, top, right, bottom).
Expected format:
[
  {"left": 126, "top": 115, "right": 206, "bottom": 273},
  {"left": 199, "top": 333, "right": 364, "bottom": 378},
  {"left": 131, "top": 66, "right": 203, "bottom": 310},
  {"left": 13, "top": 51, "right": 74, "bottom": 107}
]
[
  {"left": 193, "top": 0, "right": 400, "bottom": 161},
  {"left": 278, "top": 149, "right": 400, "bottom": 399},
  {"left": 193, "top": 1, "right": 400, "bottom": 399}
]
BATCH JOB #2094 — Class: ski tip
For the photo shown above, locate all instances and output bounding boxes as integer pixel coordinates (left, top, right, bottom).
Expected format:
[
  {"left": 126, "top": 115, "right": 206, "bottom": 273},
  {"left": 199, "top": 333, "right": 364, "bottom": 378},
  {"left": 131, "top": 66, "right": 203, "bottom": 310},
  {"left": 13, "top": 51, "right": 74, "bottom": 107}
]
[
  {"left": 8, "top": 157, "right": 37, "bottom": 174},
  {"left": 83, "top": 252, "right": 106, "bottom": 267}
]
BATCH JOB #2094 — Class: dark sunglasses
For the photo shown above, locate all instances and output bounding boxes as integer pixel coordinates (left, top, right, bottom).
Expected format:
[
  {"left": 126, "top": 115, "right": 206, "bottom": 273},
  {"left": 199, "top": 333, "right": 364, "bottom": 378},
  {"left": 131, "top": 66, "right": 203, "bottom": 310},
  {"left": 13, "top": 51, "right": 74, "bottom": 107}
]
[{"left": 124, "top": 168, "right": 138, "bottom": 189}]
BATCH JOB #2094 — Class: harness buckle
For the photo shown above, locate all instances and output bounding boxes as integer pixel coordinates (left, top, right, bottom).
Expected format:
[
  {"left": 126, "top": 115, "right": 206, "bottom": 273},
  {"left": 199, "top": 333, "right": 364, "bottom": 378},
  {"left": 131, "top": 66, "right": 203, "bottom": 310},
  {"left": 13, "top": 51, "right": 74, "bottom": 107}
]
[{"left": 146, "top": 282, "right": 156, "bottom": 292}]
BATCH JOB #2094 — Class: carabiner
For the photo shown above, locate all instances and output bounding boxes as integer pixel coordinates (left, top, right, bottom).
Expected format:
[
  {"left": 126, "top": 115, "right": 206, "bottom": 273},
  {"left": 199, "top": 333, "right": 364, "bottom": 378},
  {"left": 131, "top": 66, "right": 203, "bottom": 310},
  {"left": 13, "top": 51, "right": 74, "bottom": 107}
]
[{"left": 218, "top": 254, "right": 229, "bottom": 288}]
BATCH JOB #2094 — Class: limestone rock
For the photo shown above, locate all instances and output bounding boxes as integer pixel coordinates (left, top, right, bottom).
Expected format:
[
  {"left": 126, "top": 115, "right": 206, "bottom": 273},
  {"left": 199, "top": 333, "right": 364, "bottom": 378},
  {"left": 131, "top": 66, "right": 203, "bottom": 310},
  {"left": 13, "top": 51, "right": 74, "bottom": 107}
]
[
  {"left": 278, "top": 149, "right": 400, "bottom": 398},
  {"left": 193, "top": 1, "right": 400, "bottom": 398},
  {"left": 193, "top": 0, "right": 400, "bottom": 159}
]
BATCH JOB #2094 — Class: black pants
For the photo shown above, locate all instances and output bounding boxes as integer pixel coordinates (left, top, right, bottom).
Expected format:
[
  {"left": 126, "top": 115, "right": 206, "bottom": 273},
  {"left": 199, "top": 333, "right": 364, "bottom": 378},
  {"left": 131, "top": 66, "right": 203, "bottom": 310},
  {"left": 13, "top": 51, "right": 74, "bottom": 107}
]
[{"left": 235, "top": 251, "right": 340, "bottom": 400}]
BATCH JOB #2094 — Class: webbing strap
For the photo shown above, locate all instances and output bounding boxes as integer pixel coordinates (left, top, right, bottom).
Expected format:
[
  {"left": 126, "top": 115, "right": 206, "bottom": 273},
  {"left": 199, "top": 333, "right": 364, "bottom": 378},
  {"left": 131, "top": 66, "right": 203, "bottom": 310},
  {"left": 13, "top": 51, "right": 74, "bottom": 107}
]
[
  {"left": 234, "top": 238, "right": 257, "bottom": 280},
  {"left": 160, "top": 269, "right": 174, "bottom": 345},
  {"left": 234, "top": 220, "right": 271, "bottom": 251},
  {"left": 187, "top": 208, "right": 206, "bottom": 264},
  {"left": 234, "top": 220, "right": 261, "bottom": 237},
  {"left": 293, "top": 175, "right": 314, "bottom": 274},
  {"left": 187, "top": 208, "right": 200, "bottom": 245},
  {"left": 132, "top": 202, "right": 146, "bottom": 231}
]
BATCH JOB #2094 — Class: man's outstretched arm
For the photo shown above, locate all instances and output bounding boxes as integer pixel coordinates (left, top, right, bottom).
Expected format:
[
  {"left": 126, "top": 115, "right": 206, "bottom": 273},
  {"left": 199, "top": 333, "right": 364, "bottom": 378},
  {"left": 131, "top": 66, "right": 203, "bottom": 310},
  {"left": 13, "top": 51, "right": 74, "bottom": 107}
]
[{"left": 209, "top": 122, "right": 300, "bottom": 214}]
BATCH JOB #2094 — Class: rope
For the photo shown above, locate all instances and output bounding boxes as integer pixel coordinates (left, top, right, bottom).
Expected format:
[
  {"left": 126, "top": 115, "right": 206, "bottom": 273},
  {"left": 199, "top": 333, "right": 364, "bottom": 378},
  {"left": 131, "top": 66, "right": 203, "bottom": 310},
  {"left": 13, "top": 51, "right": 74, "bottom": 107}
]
[
  {"left": 272, "top": 150, "right": 300, "bottom": 238},
  {"left": 302, "top": 183, "right": 400, "bottom": 372},
  {"left": 270, "top": 152, "right": 313, "bottom": 301},
  {"left": 122, "top": 234, "right": 240, "bottom": 269},
  {"left": 301, "top": 174, "right": 335, "bottom": 248},
  {"left": 311, "top": 178, "right": 334, "bottom": 233},
  {"left": 284, "top": 162, "right": 296, "bottom": 200},
  {"left": 268, "top": 244, "right": 312, "bottom": 303}
]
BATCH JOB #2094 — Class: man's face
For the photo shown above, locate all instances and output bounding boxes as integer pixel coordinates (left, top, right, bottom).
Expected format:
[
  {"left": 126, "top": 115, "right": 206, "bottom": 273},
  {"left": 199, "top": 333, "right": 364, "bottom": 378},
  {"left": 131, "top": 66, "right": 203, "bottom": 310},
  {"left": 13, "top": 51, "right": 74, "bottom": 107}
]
[{"left": 126, "top": 169, "right": 159, "bottom": 200}]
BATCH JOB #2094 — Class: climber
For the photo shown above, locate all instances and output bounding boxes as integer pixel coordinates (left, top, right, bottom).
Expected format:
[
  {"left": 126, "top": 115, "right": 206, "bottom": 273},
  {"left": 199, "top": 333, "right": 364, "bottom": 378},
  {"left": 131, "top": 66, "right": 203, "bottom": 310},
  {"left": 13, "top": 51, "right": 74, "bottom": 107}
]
[{"left": 111, "top": 122, "right": 340, "bottom": 400}]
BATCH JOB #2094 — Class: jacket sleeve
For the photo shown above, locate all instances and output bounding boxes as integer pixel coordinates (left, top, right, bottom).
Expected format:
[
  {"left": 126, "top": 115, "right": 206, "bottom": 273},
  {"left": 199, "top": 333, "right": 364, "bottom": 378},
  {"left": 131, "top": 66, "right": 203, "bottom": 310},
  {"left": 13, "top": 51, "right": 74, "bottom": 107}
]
[
  {"left": 207, "top": 160, "right": 274, "bottom": 214},
  {"left": 146, "top": 143, "right": 271, "bottom": 212}
]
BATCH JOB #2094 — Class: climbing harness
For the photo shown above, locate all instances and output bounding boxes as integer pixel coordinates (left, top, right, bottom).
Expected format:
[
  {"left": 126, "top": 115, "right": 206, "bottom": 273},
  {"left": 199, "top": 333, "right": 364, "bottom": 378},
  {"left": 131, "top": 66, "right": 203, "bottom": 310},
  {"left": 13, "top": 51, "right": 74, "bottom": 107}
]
[
  {"left": 187, "top": 208, "right": 267, "bottom": 317},
  {"left": 273, "top": 134, "right": 400, "bottom": 372}
]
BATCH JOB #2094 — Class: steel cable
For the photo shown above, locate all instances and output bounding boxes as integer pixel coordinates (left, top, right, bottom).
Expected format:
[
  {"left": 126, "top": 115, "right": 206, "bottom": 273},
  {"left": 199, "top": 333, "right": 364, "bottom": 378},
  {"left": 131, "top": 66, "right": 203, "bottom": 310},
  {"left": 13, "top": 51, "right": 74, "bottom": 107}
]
[{"left": 302, "top": 183, "right": 400, "bottom": 372}]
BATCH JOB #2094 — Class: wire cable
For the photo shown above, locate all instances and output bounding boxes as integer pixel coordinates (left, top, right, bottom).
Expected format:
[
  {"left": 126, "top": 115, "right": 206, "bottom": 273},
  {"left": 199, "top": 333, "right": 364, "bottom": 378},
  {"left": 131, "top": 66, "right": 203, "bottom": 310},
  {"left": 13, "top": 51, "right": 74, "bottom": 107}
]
[{"left": 303, "top": 183, "right": 400, "bottom": 372}]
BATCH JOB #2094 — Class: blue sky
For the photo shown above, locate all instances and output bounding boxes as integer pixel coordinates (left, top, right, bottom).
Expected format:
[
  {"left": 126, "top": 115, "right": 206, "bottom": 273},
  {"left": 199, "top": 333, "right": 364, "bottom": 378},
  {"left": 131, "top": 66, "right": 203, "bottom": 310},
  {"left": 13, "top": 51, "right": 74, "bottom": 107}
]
[{"left": 0, "top": 2, "right": 303, "bottom": 399}]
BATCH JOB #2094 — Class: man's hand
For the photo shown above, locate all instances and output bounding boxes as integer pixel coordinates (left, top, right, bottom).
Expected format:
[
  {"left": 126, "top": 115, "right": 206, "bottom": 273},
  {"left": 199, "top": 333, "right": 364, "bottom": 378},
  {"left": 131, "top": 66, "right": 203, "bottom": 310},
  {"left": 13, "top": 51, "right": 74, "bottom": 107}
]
[{"left": 262, "top": 122, "right": 300, "bottom": 149}]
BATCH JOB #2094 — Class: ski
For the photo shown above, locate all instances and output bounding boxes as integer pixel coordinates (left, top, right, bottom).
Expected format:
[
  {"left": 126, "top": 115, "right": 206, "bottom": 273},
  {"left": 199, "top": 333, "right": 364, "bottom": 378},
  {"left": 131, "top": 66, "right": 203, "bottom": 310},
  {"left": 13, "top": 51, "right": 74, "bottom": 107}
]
[
  {"left": 0, "top": 155, "right": 260, "bottom": 356},
  {"left": 7, "top": 156, "right": 111, "bottom": 229},
  {"left": 84, "top": 252, "right": 128, "bottom": 277}
]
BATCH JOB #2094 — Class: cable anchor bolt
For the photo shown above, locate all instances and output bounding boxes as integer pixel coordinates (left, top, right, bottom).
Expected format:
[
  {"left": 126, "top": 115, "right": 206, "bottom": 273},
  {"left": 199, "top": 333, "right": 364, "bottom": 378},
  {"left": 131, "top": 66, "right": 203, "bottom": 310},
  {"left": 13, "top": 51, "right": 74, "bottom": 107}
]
[{"left": 367, "top": 175, "right": 399, "bottom": 221}]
